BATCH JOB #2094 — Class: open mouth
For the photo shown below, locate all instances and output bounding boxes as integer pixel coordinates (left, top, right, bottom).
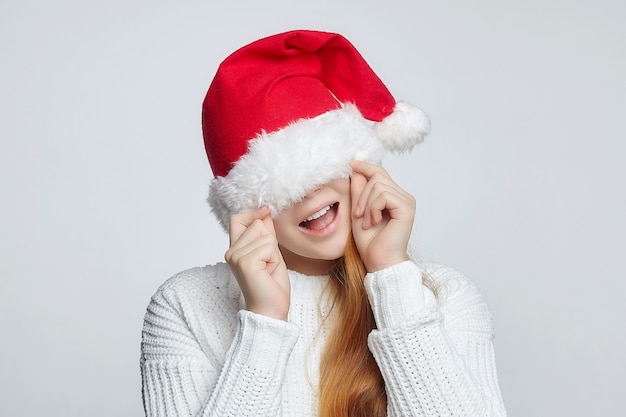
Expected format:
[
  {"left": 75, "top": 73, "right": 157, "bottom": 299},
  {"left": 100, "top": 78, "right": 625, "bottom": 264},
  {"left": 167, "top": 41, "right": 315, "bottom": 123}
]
[{"left": 299, "top": 202, "right": 339, "bottom": 231}]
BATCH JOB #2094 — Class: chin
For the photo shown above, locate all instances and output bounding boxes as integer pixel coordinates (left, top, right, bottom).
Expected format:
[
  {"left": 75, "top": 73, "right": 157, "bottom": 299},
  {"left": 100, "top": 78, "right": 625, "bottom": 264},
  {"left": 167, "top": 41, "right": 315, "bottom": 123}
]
[
  {"left": 289, "top": 233, "right": 345, "bottom": 260},
  {"left": 314, "top": 246, "right": 347, "bottom": 261},
  {"left": 282, "top": 229, "right": 350, "bottom": 269}
]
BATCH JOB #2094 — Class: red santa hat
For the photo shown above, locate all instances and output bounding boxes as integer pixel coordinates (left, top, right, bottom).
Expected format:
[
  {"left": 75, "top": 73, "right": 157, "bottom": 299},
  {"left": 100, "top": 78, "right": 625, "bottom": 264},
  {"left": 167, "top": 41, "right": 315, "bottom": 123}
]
[{"left": 202, "top": 30, "right": 430, "bottom": 230}]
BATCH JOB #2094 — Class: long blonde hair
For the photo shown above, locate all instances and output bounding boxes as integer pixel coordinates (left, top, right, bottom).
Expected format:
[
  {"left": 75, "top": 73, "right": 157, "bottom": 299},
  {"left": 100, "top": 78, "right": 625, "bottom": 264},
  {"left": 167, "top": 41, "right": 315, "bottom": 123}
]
[{"left": 318, "top": 234, "right": 437, "bottom": 416}]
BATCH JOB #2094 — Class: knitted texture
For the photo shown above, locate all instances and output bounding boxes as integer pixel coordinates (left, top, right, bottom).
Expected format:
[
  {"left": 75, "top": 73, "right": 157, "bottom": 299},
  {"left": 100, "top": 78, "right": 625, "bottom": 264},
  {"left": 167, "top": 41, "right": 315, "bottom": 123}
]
[{"left": 140, "top": 261, "right": 506, "bottom": 416}]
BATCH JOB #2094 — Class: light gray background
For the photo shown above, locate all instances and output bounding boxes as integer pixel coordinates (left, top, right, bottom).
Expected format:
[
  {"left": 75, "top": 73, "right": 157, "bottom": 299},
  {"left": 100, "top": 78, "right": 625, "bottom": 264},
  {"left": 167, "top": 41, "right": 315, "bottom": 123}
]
[{"left": 1, "top": 1, "right": 624, "bottom": 416}]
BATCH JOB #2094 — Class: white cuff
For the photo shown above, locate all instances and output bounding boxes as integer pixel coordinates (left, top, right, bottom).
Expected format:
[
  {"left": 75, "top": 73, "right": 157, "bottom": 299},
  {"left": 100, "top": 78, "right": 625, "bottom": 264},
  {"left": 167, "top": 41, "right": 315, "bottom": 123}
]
[
  {"left": 236, "top": 310, "right": 300, "bottom": 371},
  {"left": 364, "top": 261, "right": 435, "bottom": 329}
]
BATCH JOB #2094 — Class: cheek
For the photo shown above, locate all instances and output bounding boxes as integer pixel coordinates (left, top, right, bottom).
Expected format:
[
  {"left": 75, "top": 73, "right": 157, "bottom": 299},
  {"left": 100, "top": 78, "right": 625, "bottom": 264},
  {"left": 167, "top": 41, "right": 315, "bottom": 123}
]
[
  {"left": 332, "top": 178, "right": 351, "bottom": 197},
  {"left": 272, "top": 208, "right": 295, "bottom": 234},
  {"left": 273, "top": 215, "right": 300, "bottom": 247}
]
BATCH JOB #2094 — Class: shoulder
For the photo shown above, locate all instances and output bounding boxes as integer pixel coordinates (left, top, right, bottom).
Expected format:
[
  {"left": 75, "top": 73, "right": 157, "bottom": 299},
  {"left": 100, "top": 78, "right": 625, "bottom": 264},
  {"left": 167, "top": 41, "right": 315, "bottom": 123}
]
[
  {"left": 157, "top": 262, "right": 234, "bottom": 291},
  {"left": 421, "top": 263, "right": 494, "bottom": 336},
  {"left": 147, "top": 262, "right": 241, "bottom": 316},
  {"left": 142, "top": 263, "right": 241, "bottom": 362}
]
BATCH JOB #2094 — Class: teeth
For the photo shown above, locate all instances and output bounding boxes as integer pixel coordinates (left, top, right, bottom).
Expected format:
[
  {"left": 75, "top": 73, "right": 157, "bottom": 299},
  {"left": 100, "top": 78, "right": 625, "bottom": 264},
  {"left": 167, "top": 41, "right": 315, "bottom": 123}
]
[{"left": 305, "top": 205, "right": 331, "bottom": 222}]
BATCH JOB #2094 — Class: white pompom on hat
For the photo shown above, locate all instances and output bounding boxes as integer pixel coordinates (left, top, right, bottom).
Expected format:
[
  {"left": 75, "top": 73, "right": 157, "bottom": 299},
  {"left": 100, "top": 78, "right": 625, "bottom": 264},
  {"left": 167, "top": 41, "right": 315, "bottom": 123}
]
[{"left": 202, "top": 30, "right": 430, "bottom": 231}]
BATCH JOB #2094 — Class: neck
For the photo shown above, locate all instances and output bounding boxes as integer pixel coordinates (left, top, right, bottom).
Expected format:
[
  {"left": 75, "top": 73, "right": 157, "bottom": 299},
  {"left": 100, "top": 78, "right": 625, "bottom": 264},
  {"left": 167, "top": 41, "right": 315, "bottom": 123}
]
[{"left": 279, "top": 245, "right": 338, "bottom": 276}]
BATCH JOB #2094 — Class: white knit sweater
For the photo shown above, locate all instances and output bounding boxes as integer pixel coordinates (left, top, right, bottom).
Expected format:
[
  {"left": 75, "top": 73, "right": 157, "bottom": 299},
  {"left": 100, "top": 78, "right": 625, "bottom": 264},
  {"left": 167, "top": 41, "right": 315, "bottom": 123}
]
[{"left": 141, "top": 261, "right": 506, "bottom": 416}]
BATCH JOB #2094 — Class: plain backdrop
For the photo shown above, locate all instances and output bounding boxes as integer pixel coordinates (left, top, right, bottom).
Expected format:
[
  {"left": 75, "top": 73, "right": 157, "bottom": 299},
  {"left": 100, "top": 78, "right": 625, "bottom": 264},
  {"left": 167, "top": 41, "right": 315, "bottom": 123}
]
[{"left": 1, "top": 1, "right": 624, "bottom": 416}]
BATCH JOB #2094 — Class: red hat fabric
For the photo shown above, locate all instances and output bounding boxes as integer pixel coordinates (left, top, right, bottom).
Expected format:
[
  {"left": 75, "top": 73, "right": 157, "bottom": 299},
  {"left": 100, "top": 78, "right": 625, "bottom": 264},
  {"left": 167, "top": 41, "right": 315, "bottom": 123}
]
[{"left": 202, "top": 30, "right": 430, "bottom": 230}]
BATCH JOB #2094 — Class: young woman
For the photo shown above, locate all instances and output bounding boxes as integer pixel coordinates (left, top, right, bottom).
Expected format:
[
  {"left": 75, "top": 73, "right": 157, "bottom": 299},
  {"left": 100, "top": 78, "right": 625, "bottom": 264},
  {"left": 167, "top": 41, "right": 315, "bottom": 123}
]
[{"left": 141, "top": 30, "right": 507, "bottom": 417}]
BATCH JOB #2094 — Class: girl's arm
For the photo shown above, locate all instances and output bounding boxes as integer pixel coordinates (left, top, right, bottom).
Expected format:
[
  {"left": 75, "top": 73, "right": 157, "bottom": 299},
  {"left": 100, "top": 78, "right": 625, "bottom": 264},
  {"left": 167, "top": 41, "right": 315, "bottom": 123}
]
[
  {"left": 365, "top": 261, "right": 507, "bottom": 417},
  {"left": 350, "top": 160, "right": 506, "bottom": 416},
  {"left": 140, "top": 267, "right": 299, "bottom": 417}
]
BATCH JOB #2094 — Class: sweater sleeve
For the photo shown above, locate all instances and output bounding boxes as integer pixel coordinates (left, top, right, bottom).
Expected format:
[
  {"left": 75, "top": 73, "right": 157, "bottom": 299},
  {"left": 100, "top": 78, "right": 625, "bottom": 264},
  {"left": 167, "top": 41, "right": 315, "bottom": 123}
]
[
  {"left": 364, "top": 261, "right": 507, "bottom": 417},
  {"left": 140, "top": 269, "right": 300, "bottom": 417}
]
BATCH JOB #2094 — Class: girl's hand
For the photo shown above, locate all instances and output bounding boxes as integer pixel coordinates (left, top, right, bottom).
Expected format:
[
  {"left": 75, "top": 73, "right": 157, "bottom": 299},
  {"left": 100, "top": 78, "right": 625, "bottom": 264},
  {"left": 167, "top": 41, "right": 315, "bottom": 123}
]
[
  {"left": 225, "top": 206, "right": 290, "bottom": 321},
  {"left": 350, "top": 160, "right": 415, "bottom": 272}
]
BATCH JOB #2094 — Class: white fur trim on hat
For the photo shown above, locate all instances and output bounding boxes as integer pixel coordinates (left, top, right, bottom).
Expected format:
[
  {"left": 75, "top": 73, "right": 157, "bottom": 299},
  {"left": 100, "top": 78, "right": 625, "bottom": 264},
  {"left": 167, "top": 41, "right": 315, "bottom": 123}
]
[{"left": 208, "top": 103, "right": 429, "bottom": 231}]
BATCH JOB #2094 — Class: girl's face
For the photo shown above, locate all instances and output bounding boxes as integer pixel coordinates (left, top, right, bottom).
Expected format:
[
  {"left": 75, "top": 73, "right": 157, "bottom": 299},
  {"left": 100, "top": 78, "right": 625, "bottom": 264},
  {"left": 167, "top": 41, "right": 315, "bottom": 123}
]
[{"left": 273, "top": 178, "right": 351, "bottom": 275}]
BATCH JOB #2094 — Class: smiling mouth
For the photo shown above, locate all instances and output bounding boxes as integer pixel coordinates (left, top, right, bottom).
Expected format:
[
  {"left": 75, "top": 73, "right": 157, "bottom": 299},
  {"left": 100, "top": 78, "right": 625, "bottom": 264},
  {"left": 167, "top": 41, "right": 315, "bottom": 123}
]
[{"left": 299, "top": 202, "right": 339, "bottom": 231}]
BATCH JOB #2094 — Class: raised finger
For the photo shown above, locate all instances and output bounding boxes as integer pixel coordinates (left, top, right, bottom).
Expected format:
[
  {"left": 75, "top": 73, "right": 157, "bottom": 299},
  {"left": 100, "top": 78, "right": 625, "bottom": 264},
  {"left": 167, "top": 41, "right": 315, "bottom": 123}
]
[
  {"left": 225, "top": 233, "right": 279, "bottom": 270},
  {"left": 229, "top": 206, "right": 271, "bottom": 245},
  {"left": 364, "top": 181, "right": 415, "bottom": 228},
  {"left": 355, "top": 172, "right": 394, "bottom": 223},
  {"left": 361, "top": 182, "right": 394, "bottom": 228},
  {"left": 349, "top": 160, "right": 391, "bottom": 181},
  {"left": 350, "top": 171, "right": 368, "bottom": 217},
  {"left": 240, "top": 238, "right": 283, "bottom": 275},
  {"left": 229, "top": 217, "right": 275, "bottom": 252}
]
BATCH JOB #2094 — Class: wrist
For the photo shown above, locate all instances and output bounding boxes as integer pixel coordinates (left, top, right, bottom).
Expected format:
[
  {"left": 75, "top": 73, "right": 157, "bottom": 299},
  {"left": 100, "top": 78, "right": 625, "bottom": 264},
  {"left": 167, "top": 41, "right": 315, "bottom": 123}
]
[
  {"left": 246, "top": 299, "right": 290, "bottom": 321},
  {"left": 364, "top": 254, "right": 410, "bottom": 273}
]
